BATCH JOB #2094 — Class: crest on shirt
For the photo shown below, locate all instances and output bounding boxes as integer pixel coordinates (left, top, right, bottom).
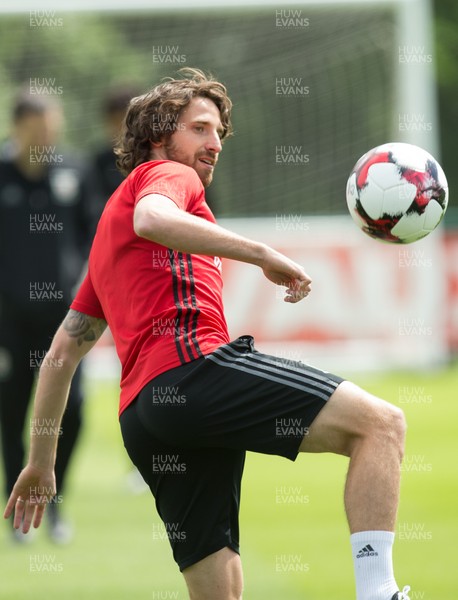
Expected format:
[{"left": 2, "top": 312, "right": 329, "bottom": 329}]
[{"left": 49, "top": 168, "right": 79, "bottom": 205}]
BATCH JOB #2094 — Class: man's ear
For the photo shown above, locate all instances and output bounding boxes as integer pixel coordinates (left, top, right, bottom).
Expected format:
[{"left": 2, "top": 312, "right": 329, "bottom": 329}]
[{"left": 150, "top": 139, "right": 166, "bottom": 161}]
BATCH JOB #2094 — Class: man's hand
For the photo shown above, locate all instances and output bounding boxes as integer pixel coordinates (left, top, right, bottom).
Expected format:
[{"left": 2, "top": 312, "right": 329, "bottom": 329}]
[
  {"left": 3, "top": 464, "right": 56, "bottom": 533},
  {"left": 260, "top": 248, "right": 312, "bottom": 303}
]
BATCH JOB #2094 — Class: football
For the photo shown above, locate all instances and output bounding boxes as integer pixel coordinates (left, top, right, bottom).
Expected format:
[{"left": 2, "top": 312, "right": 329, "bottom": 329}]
[{"left": 346, "top": 142, "right": 448, "bottom": 243}]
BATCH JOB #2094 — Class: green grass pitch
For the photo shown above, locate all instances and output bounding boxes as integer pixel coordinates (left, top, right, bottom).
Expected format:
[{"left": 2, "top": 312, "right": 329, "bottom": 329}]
[{"left": 1, "top": 364, "right": 456, "bottom": 599}]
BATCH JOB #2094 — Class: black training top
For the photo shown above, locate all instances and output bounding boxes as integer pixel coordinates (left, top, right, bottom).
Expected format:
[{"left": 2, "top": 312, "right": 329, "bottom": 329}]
[{"left": 0, "top": 153, "right": 93, "bottom": 314}]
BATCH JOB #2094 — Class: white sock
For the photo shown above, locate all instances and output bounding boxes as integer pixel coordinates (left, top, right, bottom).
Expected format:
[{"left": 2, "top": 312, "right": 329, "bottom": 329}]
[{"left": 350, "top": 531, "right": 399, "bottom": 600}]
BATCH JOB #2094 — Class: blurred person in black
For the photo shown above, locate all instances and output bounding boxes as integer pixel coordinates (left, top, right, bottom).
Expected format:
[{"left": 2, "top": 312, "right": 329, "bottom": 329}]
[
  {"left": 0, "top": 90, "right": 92, "bottom": 544},
  {"left": 88, "top": 84, "right": 139, "bottom": 232}
]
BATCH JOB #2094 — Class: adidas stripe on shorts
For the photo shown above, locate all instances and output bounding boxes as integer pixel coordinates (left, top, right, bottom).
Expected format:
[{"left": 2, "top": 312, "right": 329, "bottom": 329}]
[{"left": 120, "top": 335, "right": 344, "bottom": 571}]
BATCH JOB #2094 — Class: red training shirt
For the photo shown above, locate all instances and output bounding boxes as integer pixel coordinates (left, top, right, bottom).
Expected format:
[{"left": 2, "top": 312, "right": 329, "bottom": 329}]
[{"left": 71, "top": 160, "right": 230, "bottom": 415}]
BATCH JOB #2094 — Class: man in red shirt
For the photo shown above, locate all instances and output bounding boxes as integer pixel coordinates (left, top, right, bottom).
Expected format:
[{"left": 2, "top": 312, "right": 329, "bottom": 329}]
[{"left": 4, "top": 69, "right": 410, "bottom": 600}]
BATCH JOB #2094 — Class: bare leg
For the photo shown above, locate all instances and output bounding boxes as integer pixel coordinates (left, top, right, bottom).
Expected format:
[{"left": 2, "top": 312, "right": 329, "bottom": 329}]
[
  {"left": 183, "top": 547, "right": 243, "bottom": 600},
  {"left": 299, "top": 381, "right": 406, "bottom": 532}
]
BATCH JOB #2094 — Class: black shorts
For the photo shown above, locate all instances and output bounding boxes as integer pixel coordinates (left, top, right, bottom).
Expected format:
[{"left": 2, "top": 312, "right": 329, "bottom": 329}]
[{"left": 119, "top": 335, "right": 344, "bottom": 572}]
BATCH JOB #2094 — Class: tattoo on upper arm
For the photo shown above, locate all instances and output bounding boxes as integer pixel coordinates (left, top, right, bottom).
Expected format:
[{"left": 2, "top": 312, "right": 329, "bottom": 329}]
[{"left": 63, "top": 309, "right": 107, "bottom": 347}]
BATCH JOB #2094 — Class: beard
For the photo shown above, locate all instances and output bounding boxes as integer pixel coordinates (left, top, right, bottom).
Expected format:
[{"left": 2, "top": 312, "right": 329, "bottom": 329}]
[{"left": 163, "top": 138, "right": 216, "bottom": 188}]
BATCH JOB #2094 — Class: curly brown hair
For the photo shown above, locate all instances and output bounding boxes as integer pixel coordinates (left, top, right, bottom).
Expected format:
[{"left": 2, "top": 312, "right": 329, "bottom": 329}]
[{"left": 114, "top": 68, "right": 233, "bottom": 176}]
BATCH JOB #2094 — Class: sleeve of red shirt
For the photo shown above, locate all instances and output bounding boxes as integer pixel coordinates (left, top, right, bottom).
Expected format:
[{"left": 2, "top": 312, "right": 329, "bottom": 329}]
[
  {"left": 133, "top": 161, "right": 204, "bottom": 212},
  {"left": 70, "top": 269, "right": 106, "bottom": 320}
]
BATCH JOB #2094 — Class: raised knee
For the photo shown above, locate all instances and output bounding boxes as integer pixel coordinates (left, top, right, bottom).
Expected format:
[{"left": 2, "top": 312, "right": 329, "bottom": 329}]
[
  {"left": 340, "top": 393, "right": 407, "bottom": 460},
  {"left": 366, "top": 402, "right": 406, "bottom": 460}
]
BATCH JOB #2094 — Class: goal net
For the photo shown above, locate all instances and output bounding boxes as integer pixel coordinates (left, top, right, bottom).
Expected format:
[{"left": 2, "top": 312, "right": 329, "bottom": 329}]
[
  {"left": 0, "top": 2, "right": 402, "bottom": 217},
  {"left": 0, "top": 0, "right": 446, "bottom": 371}
]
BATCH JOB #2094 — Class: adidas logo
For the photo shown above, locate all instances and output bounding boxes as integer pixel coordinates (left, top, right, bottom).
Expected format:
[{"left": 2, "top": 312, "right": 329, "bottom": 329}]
[{"left": 356, "top": 544, "right": 379, "bottom": 558}]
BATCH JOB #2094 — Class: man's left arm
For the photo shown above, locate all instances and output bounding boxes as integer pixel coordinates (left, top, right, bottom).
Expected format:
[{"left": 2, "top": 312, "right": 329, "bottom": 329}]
[{"left": 3, "top": 309, "right": 107, "bottom": 533}]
